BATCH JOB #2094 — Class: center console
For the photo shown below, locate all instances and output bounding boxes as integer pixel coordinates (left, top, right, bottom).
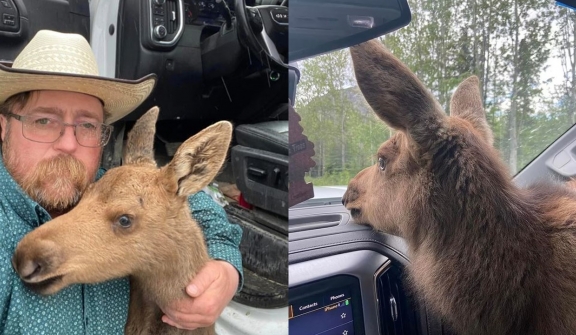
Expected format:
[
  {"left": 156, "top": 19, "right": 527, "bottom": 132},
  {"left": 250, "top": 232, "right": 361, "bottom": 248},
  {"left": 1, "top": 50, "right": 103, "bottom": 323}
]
[{"left": 289, "top": 197, "right": 446, "bottom": 335}]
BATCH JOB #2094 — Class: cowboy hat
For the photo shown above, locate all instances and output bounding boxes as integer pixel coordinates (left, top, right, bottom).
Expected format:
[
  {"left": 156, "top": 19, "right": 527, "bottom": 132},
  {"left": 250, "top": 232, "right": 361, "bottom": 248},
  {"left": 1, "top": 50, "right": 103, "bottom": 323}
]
[{"left": 0, "top": 30, "right": 157, "bottom": 124}]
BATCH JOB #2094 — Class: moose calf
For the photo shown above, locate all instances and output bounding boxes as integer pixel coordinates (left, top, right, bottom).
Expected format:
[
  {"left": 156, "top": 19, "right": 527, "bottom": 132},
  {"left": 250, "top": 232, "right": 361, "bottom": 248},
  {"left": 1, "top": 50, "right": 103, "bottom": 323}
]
[
  {"left": 12, "top": 107, "right": 231, "bottom": 335},
  {"left": 342, "top": 40, "right": 576, "bottom": 335}
]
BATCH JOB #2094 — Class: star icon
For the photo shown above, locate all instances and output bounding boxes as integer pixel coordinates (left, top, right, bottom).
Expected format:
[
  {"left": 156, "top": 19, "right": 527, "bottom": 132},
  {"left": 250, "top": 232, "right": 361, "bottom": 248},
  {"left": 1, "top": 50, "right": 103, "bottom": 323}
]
[
  {"left": 341, "top": 313, "right": 346, "bottom": 319},
  {"left": 342, "top": 330, "right": 348, "bottom": 335}
]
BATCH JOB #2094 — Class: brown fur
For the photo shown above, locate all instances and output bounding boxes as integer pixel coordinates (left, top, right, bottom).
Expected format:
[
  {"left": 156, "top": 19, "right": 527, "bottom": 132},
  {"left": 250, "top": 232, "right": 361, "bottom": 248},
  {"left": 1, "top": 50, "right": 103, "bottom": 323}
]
[
  {"left": 342, "top": 39, "right": 576, "bottom": 335},
  {"left": 12, "top": 106, "right": 233, "bottom": 335}
]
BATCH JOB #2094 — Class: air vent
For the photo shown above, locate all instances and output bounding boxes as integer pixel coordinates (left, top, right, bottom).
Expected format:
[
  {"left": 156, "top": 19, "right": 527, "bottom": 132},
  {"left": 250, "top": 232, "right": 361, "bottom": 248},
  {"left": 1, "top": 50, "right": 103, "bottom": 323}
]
[
  {"left": 376, "top": 265, "right": 422, "bottom": 335},
  {"left": 289, "top": 214, "right": 344, "bottom": 232},
  {"left": 167, "top": 0, "right": 176, "bottom": 34}
]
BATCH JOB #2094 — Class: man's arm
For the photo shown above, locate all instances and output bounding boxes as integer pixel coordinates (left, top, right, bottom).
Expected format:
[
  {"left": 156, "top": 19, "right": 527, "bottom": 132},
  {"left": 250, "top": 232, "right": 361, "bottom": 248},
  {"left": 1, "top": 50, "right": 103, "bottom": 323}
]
[{"left": 188, "top": 190, "right": 243, "bottom": 290}]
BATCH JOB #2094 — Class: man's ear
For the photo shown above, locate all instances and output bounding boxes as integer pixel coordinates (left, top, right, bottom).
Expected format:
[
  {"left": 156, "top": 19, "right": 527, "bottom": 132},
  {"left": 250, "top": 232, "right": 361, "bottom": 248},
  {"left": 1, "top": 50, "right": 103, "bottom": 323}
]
[{"left": 0, "top": 115, "right": 8, "bottom": 142}]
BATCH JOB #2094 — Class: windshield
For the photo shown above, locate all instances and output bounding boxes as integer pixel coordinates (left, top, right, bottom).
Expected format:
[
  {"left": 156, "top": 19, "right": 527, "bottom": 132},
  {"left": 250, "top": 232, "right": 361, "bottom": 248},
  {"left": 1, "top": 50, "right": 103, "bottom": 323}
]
[{"left": 294, "top": 0, "right": 576, "bottom": 186}]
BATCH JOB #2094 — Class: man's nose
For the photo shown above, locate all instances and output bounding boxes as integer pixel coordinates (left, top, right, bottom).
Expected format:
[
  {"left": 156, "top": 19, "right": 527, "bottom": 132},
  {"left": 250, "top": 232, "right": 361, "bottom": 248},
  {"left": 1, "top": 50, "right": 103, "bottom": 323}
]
[{"left": 52, "top": 125, "right": 78, "bottom": 152}]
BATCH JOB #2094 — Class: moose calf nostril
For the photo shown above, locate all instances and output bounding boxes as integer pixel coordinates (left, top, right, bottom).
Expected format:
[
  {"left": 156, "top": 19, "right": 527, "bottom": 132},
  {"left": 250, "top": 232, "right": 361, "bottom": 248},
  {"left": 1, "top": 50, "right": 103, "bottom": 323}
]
[{"left": 18, "top": 260, "right": 43, "bottom": 281}]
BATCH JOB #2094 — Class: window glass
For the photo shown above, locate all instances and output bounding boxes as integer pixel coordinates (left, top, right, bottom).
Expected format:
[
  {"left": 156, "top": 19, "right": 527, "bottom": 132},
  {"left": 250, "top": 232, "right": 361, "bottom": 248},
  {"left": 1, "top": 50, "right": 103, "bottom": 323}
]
[{"left": 295, "top": 0, "right": 576, "bottom": 185}]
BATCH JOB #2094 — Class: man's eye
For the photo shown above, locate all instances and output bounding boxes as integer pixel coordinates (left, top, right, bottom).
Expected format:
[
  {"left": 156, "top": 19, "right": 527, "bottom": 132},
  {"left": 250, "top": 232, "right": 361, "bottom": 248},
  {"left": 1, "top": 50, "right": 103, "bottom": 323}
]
[
  {"left": 34, "top": 118, "right": 52, "bottom": 125},
  {"left": 79, "top": 122, "right": 98, "bottom": 130}
]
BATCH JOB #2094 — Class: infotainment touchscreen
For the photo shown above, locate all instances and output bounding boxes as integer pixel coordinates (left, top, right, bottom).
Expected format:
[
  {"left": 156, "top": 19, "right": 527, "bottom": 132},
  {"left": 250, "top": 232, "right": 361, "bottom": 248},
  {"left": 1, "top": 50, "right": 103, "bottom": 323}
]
[
  {"left": 289, "top": 275, "right": 364, "bottom": 335},
  {"left": 290, "top": 289, "right": 355, "bottom": 335}
]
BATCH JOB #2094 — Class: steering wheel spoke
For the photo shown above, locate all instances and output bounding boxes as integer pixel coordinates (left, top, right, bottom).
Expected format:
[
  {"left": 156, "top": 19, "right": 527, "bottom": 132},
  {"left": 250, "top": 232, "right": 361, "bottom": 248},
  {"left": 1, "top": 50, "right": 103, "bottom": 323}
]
[{"left": 235, "top": 0, "right": 288, "bottom": 65}]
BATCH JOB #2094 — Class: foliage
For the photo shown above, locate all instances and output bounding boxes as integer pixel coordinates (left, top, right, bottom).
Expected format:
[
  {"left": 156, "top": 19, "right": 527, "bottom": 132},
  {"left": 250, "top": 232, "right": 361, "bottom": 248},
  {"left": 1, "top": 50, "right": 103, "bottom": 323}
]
[{"left": 296, "top": 0, "right": 575, "bottom": 186}]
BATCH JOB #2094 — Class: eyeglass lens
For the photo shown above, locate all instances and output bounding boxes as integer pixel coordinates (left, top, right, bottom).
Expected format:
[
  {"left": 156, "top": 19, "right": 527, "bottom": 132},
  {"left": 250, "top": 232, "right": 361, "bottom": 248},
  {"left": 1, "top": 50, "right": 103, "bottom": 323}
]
[{"left": 19, "top": 115, "right": 111, "bottom": 147}]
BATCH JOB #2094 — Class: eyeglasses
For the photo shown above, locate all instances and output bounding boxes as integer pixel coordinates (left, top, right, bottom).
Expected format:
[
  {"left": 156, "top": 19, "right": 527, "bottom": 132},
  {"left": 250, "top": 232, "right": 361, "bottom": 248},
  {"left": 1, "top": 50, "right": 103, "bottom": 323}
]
[{"left": 6, "top": 112, "right": 113, "bottom": 148}]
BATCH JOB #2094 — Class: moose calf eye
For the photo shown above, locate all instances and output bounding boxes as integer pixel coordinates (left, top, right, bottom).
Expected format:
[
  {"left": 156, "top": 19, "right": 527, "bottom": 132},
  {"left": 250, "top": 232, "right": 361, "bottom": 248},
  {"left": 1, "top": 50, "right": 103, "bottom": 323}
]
[
  {"left": 378, "top": 157, "right": 387, "bottom": 171},
  {"left": 116, "top": 215, "right": 132, "bottom": 228}
]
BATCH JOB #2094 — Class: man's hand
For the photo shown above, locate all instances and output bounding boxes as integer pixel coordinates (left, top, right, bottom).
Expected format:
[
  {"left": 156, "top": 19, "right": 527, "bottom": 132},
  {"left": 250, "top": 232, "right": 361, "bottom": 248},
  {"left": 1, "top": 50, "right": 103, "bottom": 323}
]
[{"left": 162, "top": 260, "right": 240, "bottom": 330}]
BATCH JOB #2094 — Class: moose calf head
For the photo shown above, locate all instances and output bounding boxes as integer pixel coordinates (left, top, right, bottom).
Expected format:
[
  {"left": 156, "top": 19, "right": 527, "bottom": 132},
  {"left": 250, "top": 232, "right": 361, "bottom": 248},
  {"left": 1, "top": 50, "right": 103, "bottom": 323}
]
[
  {"left": 12, "top": 107, "right": 232, "bottom": 295},
  {"left": 342, "top": 40, "right": 502, "bottom": 237}
]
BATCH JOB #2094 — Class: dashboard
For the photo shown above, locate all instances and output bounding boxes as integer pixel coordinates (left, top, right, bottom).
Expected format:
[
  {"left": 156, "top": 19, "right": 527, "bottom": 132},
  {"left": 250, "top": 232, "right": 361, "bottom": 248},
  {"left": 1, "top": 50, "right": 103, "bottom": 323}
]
[
  {"left": 117, "top": 0, "right": 288, "bottom": 127},
  {"left": 183, "top": 0, "right": 234, "bottom": 24},
  {"left": 288, "top": 188, "right": 446, "bottom": 335},
  {"left": 148, "top": 0, "right": 233, "bottom": 45}
]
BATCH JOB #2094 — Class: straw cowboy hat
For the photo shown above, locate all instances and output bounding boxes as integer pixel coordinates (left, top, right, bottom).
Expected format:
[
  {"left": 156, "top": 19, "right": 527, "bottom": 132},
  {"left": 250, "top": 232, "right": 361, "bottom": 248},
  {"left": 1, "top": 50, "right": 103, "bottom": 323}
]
[{"left": 0, "top": 30, "right": 157, "bottom": 124}]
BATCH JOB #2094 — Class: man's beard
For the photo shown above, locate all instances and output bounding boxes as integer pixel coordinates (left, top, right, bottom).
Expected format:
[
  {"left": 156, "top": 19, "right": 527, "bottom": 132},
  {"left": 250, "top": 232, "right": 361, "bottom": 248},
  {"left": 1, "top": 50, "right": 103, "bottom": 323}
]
[{"left": 3, "top": 139, "right": 94, "bottom": 213}]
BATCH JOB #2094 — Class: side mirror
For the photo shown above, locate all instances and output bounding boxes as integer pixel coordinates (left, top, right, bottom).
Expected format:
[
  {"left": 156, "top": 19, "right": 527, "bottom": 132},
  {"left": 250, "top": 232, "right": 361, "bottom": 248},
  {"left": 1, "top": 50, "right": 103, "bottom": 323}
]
[{"left": 288, "top": 0, "right": 411, "bottom": 62}]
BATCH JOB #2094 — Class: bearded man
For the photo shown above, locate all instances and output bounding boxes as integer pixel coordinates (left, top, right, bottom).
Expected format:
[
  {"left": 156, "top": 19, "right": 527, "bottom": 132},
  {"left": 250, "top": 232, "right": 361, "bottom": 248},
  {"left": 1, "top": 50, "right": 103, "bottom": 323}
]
[{"left": 0, "top": 30, "right": 243, "bottom": 334}]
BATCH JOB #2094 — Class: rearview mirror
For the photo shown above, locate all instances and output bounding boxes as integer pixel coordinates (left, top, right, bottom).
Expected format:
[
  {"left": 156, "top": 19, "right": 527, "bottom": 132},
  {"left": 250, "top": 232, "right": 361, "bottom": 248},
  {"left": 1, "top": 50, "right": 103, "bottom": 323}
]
[{"left": 288, "top": 0, "right": 411, "bottom": 62}]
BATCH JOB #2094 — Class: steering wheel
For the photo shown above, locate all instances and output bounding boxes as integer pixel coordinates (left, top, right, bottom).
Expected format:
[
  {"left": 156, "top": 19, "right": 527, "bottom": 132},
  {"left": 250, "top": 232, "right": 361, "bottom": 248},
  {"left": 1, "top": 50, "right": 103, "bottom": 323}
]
[{"left": 234, "top": 0, "right": 288, "bottom": 65}]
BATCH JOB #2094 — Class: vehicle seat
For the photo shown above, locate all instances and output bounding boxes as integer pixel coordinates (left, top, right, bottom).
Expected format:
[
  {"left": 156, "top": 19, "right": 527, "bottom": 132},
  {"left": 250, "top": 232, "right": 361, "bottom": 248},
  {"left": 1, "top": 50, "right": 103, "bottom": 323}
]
[
  {"left": 235, "top": 121, "right": 288, "bottom": 155},
  {"left": 231, "top": 121, "right": 288, "bottom": 217}
]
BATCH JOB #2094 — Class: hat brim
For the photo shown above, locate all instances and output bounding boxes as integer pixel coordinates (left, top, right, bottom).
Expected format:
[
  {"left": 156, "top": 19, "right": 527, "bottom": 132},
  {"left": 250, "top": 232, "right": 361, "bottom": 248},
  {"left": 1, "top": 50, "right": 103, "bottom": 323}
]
[{"left": 0, "top": 63, "right": 157, "bottom": 124}]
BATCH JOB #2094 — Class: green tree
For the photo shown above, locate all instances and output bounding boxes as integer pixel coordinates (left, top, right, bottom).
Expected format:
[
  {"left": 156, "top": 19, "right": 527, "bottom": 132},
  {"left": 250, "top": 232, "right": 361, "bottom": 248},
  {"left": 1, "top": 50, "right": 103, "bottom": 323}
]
[
  {"left": 499, "top": 0, "right": 553, "bottom": 172},
  {"left": 296, "top": 50, "right": 357, "bottom": 178}
]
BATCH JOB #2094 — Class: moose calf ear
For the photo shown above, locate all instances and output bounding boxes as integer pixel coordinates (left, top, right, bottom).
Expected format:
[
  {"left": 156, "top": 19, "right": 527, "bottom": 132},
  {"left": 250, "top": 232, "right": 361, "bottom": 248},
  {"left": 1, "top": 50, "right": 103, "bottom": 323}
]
[
  {"left": 450, "top": 76, "right": 494, "bottom": 146},
  {"left": 350, "top": 39, "right": 446, "bottom": 150},
  {"left": 123, "top": 107, "right": 159, "bottom": 166},
  {"left": 162, "top": 121, "right": 233, "bottom": 197}
]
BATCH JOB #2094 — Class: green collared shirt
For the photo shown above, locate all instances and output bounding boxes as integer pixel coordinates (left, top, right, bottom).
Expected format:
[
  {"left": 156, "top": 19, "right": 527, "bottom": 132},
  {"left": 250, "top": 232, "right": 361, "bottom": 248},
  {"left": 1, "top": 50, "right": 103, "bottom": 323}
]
[{"left": 0, "top": 160, "right": 243, "bottom": 334}]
